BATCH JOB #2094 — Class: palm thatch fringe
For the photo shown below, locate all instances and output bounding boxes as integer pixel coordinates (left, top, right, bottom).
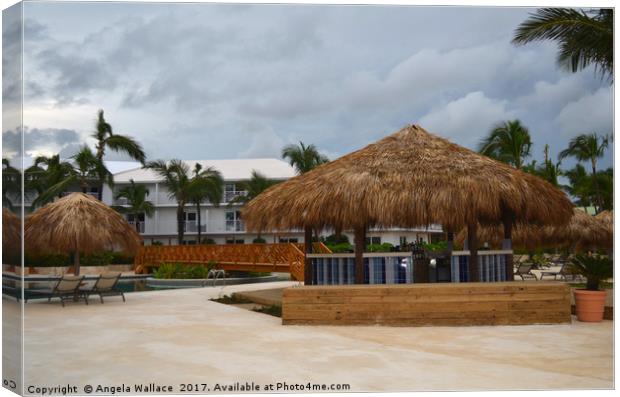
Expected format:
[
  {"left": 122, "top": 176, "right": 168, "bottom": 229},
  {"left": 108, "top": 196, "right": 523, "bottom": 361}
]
[
  {"left": 455, "top": 208, "right": 612, "bottom": 252},
  {"left": 25, "top": 193, "right": 141, "bottom": 256},
  {"left": 242, "top": 124, "right": 574, "bottom": 232},
  {"left": 2, "top": 208, "right": 21, "bottom": 255}
]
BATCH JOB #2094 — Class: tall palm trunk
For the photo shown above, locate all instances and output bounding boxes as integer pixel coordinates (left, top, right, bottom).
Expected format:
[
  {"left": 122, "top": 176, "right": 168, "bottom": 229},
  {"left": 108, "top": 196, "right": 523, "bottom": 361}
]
[
  {"left": 177, "top": 205, "right": 185, "bottom": 244},
  {"left": 134, "top": 211, "right": 141, "bottom": 234},
  {"left": 96, "top": 144, "right": 105, "bottom": 201},
  {"left": 196, "top": 202, "right": 202, "bottom": 244},
  {"left": 591, "top": 159, "right": 602, "bottom": 214}
]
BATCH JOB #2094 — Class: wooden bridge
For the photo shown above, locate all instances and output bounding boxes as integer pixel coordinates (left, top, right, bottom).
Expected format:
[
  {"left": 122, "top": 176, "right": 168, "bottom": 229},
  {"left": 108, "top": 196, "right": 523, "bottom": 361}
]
[{"left": 133, "top": 242, "right": 332, "bottom": 281}]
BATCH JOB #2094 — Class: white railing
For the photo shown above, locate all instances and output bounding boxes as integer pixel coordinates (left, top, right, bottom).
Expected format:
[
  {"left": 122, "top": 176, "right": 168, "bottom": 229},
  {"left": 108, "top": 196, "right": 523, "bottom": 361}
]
[
  {"left": 225, "top": 220, "right": 245, "bottom": 232},
  {"left": 224, "top": 190, "right": 247, "bottom": 203},
  {"left": 128, "top": 221, "right": 145, "bottom": 233},
  {"left": 183, "top": 222, "right": 207, "bottom": 233}
]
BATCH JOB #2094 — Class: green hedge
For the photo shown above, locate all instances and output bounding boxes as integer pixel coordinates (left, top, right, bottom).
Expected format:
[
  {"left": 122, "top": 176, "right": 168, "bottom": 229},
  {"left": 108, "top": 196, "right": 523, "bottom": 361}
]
[
  {"left": 325, "top": 243, "right": 354, "bottom": 253},
  {"left": 366, "top": 243, "right": 394, "bottom": 252},
  {"left": 24, "top": 251, "right": 135, "bottom": 267},
  {"left": 153, "top": 262, "right": 216, "bottom": 279}
]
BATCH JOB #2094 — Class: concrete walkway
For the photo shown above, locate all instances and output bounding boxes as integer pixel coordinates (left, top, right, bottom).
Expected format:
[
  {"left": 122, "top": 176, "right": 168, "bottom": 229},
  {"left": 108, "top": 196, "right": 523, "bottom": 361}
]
[{"left": 3, "top": 281, "right": 613, "bottom": 393}]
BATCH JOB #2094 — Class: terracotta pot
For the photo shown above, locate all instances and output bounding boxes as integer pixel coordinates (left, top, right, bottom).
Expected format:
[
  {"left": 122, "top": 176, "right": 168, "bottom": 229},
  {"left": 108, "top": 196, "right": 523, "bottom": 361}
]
[{"left": 574, "top": 289, "right": 607, "bottom": 322}]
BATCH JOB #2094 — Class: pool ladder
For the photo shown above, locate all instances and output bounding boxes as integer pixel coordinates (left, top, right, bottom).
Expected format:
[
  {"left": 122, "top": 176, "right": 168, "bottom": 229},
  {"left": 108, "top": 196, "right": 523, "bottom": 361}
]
[{"left": 204, "top": 269, "right": 226, "bottom": 287}]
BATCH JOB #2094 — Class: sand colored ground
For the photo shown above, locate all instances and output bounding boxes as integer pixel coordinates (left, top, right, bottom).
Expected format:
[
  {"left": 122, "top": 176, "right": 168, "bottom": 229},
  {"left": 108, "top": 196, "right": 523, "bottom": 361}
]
[{"left": 2, "top": 280, "right": 613, "bottom": 394}]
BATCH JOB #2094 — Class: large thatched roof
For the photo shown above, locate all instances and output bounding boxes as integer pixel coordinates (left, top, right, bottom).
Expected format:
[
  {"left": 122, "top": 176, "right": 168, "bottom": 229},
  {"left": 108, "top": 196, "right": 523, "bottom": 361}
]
[
  {"left": 25, "top": 193, "right": 141, "bottom": 255},
  {"left": 243, "top": 125, "right": 574, "bottom": 232},
  {"left": 456, "top": 208, "right": 612, "bottom": 251},
  {"left": 2, "top": 208, "right": 20, "bottom": 253}
]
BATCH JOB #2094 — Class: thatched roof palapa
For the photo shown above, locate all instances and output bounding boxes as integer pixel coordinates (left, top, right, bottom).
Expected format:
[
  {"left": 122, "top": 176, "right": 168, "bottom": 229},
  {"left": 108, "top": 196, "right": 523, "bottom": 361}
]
[
  {"left": 455, "top": 208, "right": 613, "bottom": 251},
  {"left": 2, "top": 208, "right": 21, "bottom": 258},
  {"left": 243, "top": 125, "right": 574, "bottom": 232},
  {"left": 25, "top": 193, "right": 141, "bottom": 256},
  {"left": 243, "top": 124, "right": 574, "bottom": 284}
]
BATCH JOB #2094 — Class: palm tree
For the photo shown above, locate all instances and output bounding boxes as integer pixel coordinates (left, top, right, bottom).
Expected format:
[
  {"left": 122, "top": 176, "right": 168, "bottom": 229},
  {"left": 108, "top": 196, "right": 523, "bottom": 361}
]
[
  {"left": 281, "top": 141, "right": 329, "bottom": 174},
  {"left": 25, "top": 155, "right": 74, "bottom": 206},
  {"left": 145, "top": 159, "right": 192, "bottom": 244},
  {"left": 187, "top": 163, "right": 223, "bottom": 244},
  {"left": 114, "top": 179, "right": 155, "bottom": 233},
  {"left": 559, "top": 132, "right": 609, "bottom": 213},
  {"left": 524, "top": 144, "right": 563, "bottom": 186},
  {"left": 513, "top": 8, "right": 613, "bottom": 81},
  {"left": 230, "top": 170, "right": 278, "bottom": 205},
  {"left": 229, "top": 170, "right": 279, "bottom": 240},
  {"left": 2, "top": 158, "right": 21, "bottom": 210},
  {"left": 31, "top": 147, "right": 112, "bottom": 208},
  {"left": 562, "top": 164, "right": 593, "bottom": 211},
  {"left": 478, "top": 120, "right": 532, "bottom": 169},
  {"left": 92, "top": 109, "right": 146, "bottom": 199}
]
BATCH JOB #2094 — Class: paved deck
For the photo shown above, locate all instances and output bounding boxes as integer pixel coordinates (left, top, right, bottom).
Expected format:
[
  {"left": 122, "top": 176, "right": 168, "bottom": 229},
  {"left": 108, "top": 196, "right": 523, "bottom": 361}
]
[{"left": 2, "top": 281, "right": 614, "bottom": 393}]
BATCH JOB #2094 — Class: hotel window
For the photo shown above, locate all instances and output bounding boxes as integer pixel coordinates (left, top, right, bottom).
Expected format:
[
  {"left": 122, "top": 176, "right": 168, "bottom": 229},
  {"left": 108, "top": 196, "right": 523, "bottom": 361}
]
[
  {"left": 127, "top": 213, "right": 145, "bottom": 233},
  {"left": 225, "top": 210, "right": 244, "bottom": 231},
  {"left": 183, "top": 211, "right": 198, "bottom": 232}
]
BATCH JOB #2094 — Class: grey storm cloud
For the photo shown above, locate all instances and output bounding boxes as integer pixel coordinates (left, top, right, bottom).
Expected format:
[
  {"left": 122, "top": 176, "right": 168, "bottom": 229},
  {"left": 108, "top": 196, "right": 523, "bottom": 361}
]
[{"left": 7, "top": 2, "right": 615, "bottom": 170}]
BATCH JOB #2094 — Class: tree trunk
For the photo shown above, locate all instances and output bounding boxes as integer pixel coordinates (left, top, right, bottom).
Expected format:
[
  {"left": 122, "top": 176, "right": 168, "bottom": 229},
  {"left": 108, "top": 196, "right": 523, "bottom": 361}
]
[
  {"left": 177, "top": 205, "right": 185, "bottom": 244},
  {"left": 196, "top": 202, "right": 202, "bottom": 244},
  {"left": 467, "top": 223, "right": 479, "bottom": 282},
  {"left": 502, "top": 210, "right": 514, "bottom": 281},
  {"left": 134, "top": 212, "right": 141, "bottom": 233},
  {"left": 591, "top": 159, "right": 603, "bottom": 214},
  {"left": 73, "top": 250, "right": 80, "bottom": 276},
  {"left": 304, "top": 226, "right": 313, "bottom": 284},
  {"left": 354, "top": 225, "right": 366, "bottom": 284}
]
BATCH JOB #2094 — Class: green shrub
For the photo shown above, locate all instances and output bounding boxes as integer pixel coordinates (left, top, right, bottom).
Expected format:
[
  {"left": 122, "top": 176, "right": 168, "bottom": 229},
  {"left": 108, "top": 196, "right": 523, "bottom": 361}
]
[
  {"left": 366, "top": 243, "right": 394, "bottom": 252},
  {"left": 202, "top": 239, "right": 216, "bottom": 245},
  {"left": 153, "top": 263, "right": 181, "bottom": 279},
  {"left": 569, "top": 254, "right": 613, "bottom": 291},
  {"left": 322, "top": 234, "right": 350, "bottom": 245},
  {"left": 326, "top": 242, "right": 354, "bottom": 253},
  {"left": 252, "top": 237, "right": 266, "bottom": 243},
  {"left": 24, "top": 251, "right": 133, "bottom": 267},
  {"left": 151, "top": 241, "right": 163, "bottom": 246},
  {"left": 422, "top": 241, "right": 448, "bottom": 252},
  {"left": 153, "top": 263, "right": 213, "bottom": 279}
]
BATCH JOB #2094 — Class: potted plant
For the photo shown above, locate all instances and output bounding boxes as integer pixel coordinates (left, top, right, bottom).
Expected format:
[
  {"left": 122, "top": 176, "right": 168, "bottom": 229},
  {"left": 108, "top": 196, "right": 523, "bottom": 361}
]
[{"left": 569, "top": 254, "right": 613, "bottom": 322}]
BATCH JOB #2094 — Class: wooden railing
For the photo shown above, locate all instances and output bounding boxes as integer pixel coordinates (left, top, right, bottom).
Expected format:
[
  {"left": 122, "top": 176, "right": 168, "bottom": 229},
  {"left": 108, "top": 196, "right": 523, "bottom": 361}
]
[{"left": 134, "top": 242, "right": 331, "bottom": 281}]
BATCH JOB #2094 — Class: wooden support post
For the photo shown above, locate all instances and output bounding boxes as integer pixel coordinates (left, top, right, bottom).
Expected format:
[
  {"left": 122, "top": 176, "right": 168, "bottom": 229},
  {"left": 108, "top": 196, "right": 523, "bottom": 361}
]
[
  {"left": 502, "top": 211, "right": 514, "bottom": 281},
  {"left": 354, "top": 225, "right": 366, "bottom": 284},
  {"left": 446, "top": 230, "right": 454, "bottom": 252},
  {"left": 304, "top": 226, "right": 313, "bottom": 285},
  {"left": 467, "top": 223, "right": 479, "bottom": 282}
]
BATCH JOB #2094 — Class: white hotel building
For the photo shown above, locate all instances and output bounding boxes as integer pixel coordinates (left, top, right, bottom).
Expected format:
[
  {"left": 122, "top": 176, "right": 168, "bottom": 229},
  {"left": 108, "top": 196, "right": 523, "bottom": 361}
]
[{"left": 101, "top": 159, "right": 443, "bottom": 246}]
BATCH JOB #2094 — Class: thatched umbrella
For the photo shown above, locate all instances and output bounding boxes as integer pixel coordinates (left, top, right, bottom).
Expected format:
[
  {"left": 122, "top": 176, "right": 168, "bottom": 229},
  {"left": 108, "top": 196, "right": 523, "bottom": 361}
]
[
  {"left": 596, "top": 210, "right": 613, "bottom": 225},
  {"left": 456, "top": 208, "right": 612, "bottom": 252},
  {"left": 3, "top": 208, "right": 21, "bottom": 263},
  {"left": 25, "top": 193, "right": 141, "bottom": 275},
  {"left": 243, "top": 124, "right": 574, "bottom": 283}
]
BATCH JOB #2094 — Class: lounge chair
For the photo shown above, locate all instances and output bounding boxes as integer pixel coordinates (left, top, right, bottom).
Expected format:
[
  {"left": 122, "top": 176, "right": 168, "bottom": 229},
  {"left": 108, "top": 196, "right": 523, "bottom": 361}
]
[
  {"left": 515, "top": 264, "right": 537, "bottom": 281},
  {"left": 34, "top": 275, "right": 86, "bottom": 307},
  {"left": 540, "top": 263, "right": 583, "bottom": 281},
  {"left": 80, "top": 273, "right": 125, "bottom": 303}
]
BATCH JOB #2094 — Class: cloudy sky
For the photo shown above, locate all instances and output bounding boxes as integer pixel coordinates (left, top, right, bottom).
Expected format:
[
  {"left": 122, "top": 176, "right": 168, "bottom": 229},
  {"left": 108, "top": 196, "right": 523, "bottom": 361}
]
[{"left": 2, "top": 2, "right": 614, "bottom": 171}]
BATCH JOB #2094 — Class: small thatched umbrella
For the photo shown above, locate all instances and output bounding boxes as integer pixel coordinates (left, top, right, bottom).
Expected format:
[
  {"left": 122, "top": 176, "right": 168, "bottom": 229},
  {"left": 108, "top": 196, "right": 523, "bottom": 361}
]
[
  {"left": 596, "top": 210, "right": 613, "bottom": 225},
  {"left": 25, "top": 193, "right": 141, "bottom": 275},
  {"left": 3, "top": 208, "right": 21, "bottom": 263},
  {"left": 456, "top": 208, "right": 613, "bottom": 252},
  {"left": 243, "top": 124, "right": 574, "bottom": 283}
]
